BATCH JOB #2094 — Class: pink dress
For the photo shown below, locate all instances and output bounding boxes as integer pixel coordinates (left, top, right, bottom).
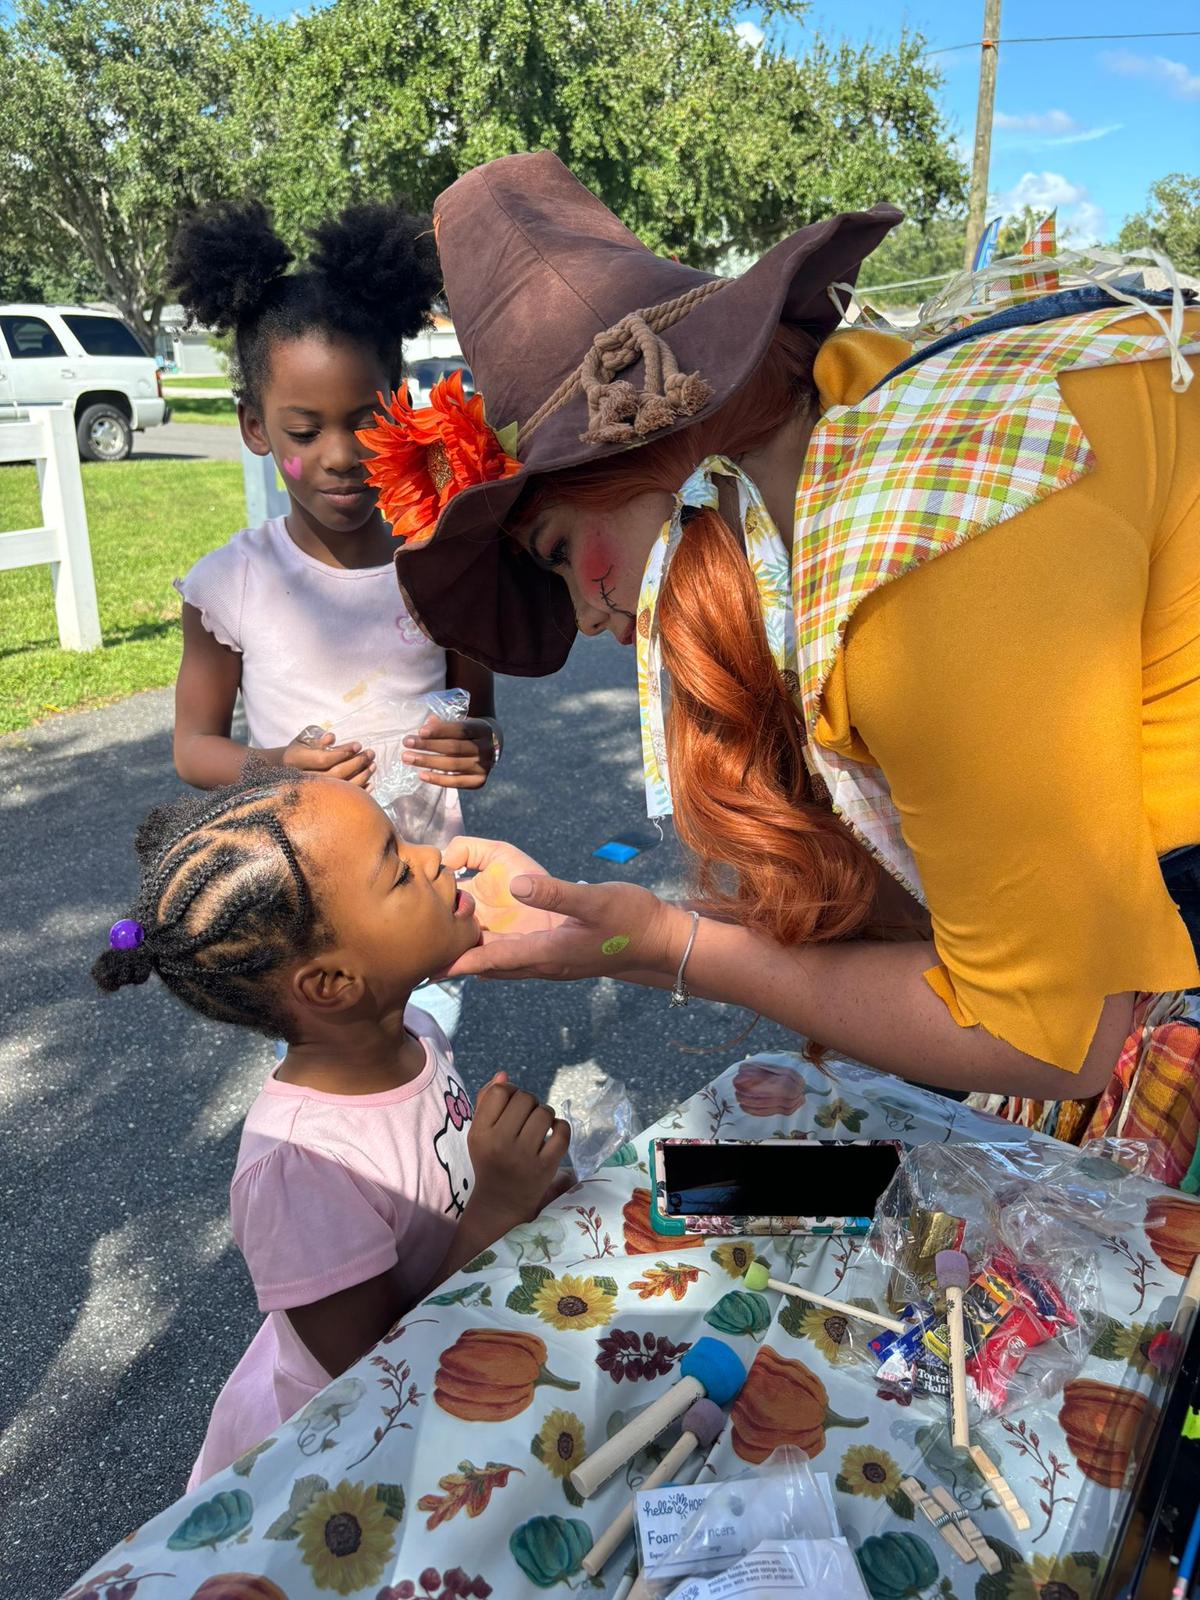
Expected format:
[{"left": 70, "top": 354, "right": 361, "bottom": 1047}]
[{"left": 188, "top": 1007, "right": 474, "bottom": 1487}]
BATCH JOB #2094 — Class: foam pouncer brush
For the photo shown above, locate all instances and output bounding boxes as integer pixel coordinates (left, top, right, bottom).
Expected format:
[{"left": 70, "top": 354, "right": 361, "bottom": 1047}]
[
  {"left": 744, "top": 1258, "right": 907, "bottom": 1334},
  {"left": 936, "top": 1249, "right": 971, "bottom": 1448},
  {"left": 581, "top": 1399, "right": 725, "bottom": 1577},
  {"left": 570, "top": 1338, "right": 745, "bottom": 1498}
]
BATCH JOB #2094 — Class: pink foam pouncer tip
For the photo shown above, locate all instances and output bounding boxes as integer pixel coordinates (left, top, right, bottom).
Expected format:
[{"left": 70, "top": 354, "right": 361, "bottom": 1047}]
[
  {"left": 935, "top": 1249, "right": 970, "bottom": 1289},
  {"left": 680, "top": 1398, "right": 725, "bottom": 1450}
]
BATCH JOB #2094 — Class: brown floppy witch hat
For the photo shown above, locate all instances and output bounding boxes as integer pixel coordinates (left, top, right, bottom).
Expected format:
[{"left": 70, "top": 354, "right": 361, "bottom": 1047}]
[{"left": 394, "top": 151, "right": 901, "bottom": 676}]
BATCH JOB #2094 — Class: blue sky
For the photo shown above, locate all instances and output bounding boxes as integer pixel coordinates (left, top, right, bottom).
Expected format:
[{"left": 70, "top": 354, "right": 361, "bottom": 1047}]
[{"left": 763, "top": 0, "right": 1199, "bottom": 242}]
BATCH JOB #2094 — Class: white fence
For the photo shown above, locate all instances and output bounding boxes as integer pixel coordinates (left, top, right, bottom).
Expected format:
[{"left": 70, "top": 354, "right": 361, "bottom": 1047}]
[
  {"left": 0, "top": 407, "right": 101, "bottom": 651},
  {"left": 242, "top": 441, "right": 289, "bottom": 526}
]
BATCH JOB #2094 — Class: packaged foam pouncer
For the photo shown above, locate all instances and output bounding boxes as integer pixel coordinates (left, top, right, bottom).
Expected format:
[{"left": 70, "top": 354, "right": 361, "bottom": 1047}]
[
  {"left": 639, "top": 1449, "right": 840, "bottom": 1595},
  {"left": 665, "top": 1539, "right": 870, "bottom": 1600}
]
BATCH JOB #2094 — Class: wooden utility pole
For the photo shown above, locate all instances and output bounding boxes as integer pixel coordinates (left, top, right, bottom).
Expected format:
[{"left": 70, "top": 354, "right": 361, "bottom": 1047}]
[{"left": 964, "top": 0, "right": 1002, "bottom": 270}]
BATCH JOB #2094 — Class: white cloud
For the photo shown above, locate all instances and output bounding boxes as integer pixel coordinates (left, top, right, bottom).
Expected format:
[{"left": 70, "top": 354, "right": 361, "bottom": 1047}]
[
  {"left": 991, "top": 171, "right": 1109, "bottom": 246},
  {"left": 735, "top": 19, "right": 764, "bottom": 49},
  {"left": 995, "top": 109, "right": 1078, "bottom": 135},
  {"left": 1102, "top": 51, "right": 1200, "bottom": 99},
  {"left": 994, "top": 109, "right": 1122, "bottom": 148}
]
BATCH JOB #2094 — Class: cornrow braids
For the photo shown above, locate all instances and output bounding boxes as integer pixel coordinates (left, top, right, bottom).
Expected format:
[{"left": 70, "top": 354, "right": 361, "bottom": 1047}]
[{"left": 92, "top": 767, "right": 328, "bottom": 1042}]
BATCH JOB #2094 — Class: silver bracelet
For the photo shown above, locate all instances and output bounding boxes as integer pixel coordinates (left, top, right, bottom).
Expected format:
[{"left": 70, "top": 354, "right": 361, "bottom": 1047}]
[{"left": 669, "top": 910, "right": 701, "bottom": 1008}]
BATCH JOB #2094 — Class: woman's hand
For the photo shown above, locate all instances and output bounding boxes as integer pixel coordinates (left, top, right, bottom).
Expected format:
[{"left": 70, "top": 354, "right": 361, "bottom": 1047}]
[
  {"left": 443, "top": 867, "right": 691, "bottom": 985},
  {"left": 442, "top": 835, "right": 563, "bottom": 935},
  {"left": 402, "top": 716, "right": 501, "bottom": 790}
]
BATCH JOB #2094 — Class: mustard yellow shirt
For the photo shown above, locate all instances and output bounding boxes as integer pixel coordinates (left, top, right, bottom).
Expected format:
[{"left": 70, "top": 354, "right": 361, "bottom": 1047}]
[{"left": 812, "top": 315, "right": 1200, "bottom": 1073}]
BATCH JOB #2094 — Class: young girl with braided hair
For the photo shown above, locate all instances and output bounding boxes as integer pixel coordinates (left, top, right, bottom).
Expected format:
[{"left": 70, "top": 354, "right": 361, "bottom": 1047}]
[{"left": 93, "top": 768, "right": 568, "bottom": 1485}]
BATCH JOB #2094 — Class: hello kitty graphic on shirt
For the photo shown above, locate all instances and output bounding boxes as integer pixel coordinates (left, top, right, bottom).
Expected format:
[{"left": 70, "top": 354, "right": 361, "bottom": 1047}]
[{"left": 433, "top": 1075, "right": 474, "bottom": 1216}]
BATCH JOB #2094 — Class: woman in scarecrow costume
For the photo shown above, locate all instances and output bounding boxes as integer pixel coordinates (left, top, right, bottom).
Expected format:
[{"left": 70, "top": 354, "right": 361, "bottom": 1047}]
[{"left": 363, "top": 152, "right": 1200, "bottom": 1187}]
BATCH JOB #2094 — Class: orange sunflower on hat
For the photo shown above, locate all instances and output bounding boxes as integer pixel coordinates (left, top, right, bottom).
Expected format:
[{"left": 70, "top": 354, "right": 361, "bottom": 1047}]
[{"left": 358, "top": 371, "right": 521, "bottom": 547}]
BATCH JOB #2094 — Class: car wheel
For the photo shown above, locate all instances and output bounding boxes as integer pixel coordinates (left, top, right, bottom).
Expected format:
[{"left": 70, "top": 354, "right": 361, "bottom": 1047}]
[{"left": 77, "top": 403, "right": 132, "bottom": 462}]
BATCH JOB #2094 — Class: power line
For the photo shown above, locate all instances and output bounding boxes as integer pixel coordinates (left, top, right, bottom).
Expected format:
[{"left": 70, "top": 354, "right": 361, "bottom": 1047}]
[{"left": 928, "top": 29, "right": 1200, "bottom": 56}]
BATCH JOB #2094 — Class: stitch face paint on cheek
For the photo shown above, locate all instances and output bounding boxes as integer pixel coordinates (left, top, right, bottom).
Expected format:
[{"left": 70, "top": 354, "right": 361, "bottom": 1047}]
[
  {"left": 578, "top": 526, "right": 618, "bottom": 595},
  {"left": 282, "top": 456, "right": 303, "bottom": 481}
]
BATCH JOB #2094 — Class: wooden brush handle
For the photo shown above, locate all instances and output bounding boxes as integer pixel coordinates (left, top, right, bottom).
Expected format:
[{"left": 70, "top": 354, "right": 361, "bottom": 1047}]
[
  {"left": 570, "top": 1377, "right": 703, "bottom": 1498},
  {"left": 768, "top": 1276, "right": 907, "bottom": 1334},
  {"left": 580, "top": 1430, "right": 698, "bottom": 1576},
  {"left": 945, "top": 1284, "right": 970, "bottom": 1448}
]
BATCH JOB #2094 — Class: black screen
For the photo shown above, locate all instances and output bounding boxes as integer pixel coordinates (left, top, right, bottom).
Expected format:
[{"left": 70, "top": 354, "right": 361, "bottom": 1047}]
[{"left": 661, "top": 1141, "right": 901, "bottom": 1217}]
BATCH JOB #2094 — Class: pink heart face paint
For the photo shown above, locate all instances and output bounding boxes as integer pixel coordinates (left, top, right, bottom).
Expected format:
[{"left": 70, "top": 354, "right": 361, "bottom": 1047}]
[{"left": 282, "top": 455, "right": 302, "bottom": 481}]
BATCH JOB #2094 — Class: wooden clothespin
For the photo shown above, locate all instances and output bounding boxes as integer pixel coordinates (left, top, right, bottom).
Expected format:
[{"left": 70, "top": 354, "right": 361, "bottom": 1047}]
[
  {"left": 969, "top": 1443, "right": 1031, "bottom": 1532},
  {"left": 899, "top": 1478, "right": 975, "bottom": 1564},
  {"left": 929, "top": 1484, "right": 1002, "bottom": 1576},
  {"left": 899, "top": 1477, "right": 1001, "bottom": 1575}
]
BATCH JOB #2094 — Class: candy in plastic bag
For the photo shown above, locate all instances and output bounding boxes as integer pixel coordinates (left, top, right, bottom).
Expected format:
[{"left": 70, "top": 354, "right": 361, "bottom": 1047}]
[{"left": 867, "top": 1143, "right": 1106, "bottom": 1420}]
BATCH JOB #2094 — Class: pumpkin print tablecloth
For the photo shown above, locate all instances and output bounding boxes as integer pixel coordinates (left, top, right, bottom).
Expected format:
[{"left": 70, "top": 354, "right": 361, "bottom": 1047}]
[{"left": 66, "top": 1052, "right": 1200, "bottom": 1600}]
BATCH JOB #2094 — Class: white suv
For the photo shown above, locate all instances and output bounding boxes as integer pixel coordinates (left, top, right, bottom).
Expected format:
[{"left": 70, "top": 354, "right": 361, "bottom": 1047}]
[{"left": 0, "top": 304, "right": 170, "bottom": 461}]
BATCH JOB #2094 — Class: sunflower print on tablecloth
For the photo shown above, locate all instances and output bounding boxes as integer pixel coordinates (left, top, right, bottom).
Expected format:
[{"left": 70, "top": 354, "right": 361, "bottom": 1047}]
[
  {"left": 293, "top": 1479, "right": 401, "bottom": 1596},
  {"left": 526, "top": 1273, "right": 617, "bottom": 1332}
]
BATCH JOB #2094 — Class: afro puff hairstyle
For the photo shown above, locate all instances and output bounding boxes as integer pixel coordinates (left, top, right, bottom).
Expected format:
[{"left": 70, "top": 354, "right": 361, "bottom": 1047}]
[{"left": 167, "top": 197, "right": 441, "bottom": 405}]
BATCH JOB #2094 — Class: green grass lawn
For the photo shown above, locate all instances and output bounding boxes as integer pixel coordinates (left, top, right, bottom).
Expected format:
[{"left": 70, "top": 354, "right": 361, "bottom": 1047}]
[
  {"left": 168, "top": 395, "right": 237, "bottom": 426},
  {"left": 0, "top": 459, "right": 244, "bottom": 733},
  {"left": 163, "top": 374, "right": 231, "bottom": 391}
]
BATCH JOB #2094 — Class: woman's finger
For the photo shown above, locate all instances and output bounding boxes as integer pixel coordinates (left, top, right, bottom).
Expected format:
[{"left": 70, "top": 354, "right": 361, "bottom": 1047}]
[
  {"left": 419, "top": 770, "right": 487, "bottom": 790},
  {"left": 509, "top": 874, "right": 608, "bottom": 923},
  {"left": 441, "top": 930, "right": 577, "bottom": 980},
  {"left": 442, "top": 835, "right": 517, "bottom": 873}
]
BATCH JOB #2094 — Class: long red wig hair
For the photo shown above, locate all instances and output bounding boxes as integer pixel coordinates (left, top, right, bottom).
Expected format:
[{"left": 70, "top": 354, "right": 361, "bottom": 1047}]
[{"left": 517, "top": 323, "right": 880, "bottom": 945}]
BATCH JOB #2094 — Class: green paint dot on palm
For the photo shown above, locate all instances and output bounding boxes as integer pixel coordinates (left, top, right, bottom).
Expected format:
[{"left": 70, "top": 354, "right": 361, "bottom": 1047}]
[{"left": 601, "top": 935, "right": 631, "bottom": 956}]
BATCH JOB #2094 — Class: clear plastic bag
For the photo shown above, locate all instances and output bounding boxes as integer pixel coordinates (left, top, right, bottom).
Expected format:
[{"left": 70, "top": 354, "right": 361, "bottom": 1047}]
[
  {"left": 368, "top": 687, "right": 470, "bottom": 806},
  {"left": 639, "top": 1447, "right": 842, "bottom": 1595},
  {"left": 311, "top": 687, "right": 471, "bottom": 843},
  {"left": 865, "top": 1143, "right": 1107, "bottom": 1420},
  {"left": 561, "top": 1073, "right": 635, "bottom": 1182}
]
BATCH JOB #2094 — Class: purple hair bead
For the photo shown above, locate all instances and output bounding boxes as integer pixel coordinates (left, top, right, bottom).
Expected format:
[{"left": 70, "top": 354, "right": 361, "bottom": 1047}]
[{"left": 109, "top": 918, "right": 145, "bottom": 951}]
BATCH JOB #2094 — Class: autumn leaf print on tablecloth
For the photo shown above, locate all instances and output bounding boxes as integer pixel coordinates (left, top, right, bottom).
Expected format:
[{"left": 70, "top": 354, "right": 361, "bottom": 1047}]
[{"left": 417, "top": 1460, "right": 523, "bottom": 1530}]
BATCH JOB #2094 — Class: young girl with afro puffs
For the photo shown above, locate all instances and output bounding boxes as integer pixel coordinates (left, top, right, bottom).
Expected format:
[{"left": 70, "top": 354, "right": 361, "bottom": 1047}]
[{"left": 168, "top": 198, "right": 501, "bottom": 855}]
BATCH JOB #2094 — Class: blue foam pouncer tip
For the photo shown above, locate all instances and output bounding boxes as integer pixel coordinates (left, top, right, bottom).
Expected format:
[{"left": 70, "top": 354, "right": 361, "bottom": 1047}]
[
  {"left": 593, "top": 840, "right": 640, "bottom": 863},
  {"left": 679, "top": 1336, "right": 747, "bottom": 1405}
]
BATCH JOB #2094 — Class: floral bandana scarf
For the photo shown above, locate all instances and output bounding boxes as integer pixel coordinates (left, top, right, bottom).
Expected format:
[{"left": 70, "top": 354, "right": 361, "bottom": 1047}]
[{"left": 636, "top": 455, "right": 793, "bottom": 819}]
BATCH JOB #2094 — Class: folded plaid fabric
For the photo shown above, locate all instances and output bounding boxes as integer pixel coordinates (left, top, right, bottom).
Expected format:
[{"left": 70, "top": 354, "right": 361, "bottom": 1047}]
[{"left": 967, "top": 990, "right": 1200, "bottom": 1191}]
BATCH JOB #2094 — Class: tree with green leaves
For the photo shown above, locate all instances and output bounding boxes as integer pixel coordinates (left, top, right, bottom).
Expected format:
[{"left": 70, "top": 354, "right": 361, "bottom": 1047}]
[
  {"left": 1, "top": 0, "right": 965, "bottom": 339},
  {"left": 856, "top": 213, "right": 966, "bottom": 302},
  {"left": 1118, "top": 174, "right": 1200, "bottom": 274},
  {"left": 0, "top": 0, "right": 252, "bottom": 351},
  {"left": 235, "top": 0, "right": 965, "bottom": 268}
]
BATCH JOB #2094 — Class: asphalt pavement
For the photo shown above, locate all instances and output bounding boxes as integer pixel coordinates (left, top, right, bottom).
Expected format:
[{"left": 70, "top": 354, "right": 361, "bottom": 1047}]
[
  {"left": 0, "top": 632, "right": 796, "bottom": 1599},
  {"left": 132, "top": 421, "right": 241, "bottom": 462}
]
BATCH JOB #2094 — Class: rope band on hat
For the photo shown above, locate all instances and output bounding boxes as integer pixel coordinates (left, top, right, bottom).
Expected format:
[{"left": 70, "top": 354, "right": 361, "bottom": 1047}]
[{"left": 522, "top": 277, "right": 727, "bottom": 446}]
